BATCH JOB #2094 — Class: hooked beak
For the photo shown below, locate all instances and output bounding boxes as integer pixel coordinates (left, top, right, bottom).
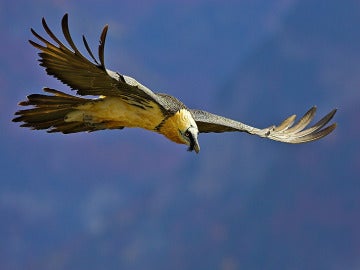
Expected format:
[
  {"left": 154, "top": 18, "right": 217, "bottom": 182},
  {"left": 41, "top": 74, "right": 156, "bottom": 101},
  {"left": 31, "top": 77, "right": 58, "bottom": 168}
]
[
  {"left": 190, "top": 138, "right": 200, "bottom": 153},
  {"left": 193, "top": 142, "right": 200, "bottom": 154},
  {"left": 187, "top": 128, "right": 200, "bottom": 154}
]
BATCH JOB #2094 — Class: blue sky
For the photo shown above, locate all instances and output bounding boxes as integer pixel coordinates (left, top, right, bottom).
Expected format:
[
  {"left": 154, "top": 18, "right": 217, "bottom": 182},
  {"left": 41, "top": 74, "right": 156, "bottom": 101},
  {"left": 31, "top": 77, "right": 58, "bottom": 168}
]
[{"left": 1, "top": 1, "right": 359, "bottom": 269}]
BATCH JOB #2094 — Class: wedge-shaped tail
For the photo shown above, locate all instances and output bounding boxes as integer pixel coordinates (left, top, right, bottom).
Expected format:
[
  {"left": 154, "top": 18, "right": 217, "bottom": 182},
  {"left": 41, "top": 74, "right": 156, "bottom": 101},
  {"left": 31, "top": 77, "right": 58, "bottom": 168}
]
[{"left": 13, "top": 88, "right": 107, "bottom": 133}]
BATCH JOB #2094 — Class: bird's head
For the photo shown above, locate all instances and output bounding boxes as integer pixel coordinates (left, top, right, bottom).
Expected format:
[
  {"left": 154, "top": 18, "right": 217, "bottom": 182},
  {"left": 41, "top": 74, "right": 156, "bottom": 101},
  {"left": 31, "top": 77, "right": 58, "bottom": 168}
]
[
  {"left": 159, "top": 109, "right": 200, "bottom": 153},
  {"left": 176, "top": 109, "right": 200, "bottom": 153},
  {"left": 175, "top": 109, "right": 200, "bottom": 153},
  {"left": 179, "top": 125, "right": 200, "bottom": 153}
]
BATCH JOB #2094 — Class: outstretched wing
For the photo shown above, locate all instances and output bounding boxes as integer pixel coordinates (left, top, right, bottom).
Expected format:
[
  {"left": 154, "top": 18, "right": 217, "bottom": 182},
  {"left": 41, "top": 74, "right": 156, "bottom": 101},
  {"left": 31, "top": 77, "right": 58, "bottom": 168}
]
[
  {"left": 29, "top": 14, "right": 168, "bottom": 112},
  {"left": 190, "top": 106, "right": 337, "bottom": 143}
]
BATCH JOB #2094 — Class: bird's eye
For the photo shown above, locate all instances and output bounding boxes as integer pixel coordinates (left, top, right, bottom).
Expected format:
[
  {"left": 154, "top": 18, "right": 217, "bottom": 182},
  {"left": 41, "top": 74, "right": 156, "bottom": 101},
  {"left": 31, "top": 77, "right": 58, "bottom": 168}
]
[{"left": 185, "top": 131, "right": 190, "bottom": 137}]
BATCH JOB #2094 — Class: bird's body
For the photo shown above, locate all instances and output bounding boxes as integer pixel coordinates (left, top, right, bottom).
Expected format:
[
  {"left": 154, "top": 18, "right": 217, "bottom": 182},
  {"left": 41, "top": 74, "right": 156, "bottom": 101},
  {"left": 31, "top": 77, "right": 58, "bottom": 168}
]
[
  {"left": 13, "top": 14, "right": 337, "bottom": 153},
  {"left": 67, "top": 96, "right": 162, "bottom": 129},
  {"left": 63, "top": 94, "right": 196, "bottom": 144}
]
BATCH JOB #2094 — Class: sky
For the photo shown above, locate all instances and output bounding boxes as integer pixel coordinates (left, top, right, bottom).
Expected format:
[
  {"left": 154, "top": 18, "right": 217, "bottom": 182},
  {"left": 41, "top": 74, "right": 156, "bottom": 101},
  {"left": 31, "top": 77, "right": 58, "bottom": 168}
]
[{"left": 1, "top": 1, "right": 359, "bottom": 269}]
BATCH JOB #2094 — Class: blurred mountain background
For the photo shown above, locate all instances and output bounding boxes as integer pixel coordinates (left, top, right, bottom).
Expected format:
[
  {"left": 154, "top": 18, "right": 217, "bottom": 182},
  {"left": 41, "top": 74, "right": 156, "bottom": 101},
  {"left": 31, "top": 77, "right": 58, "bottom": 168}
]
[{"left": 1, "top": 1, "right": 359, "bottom": 269}]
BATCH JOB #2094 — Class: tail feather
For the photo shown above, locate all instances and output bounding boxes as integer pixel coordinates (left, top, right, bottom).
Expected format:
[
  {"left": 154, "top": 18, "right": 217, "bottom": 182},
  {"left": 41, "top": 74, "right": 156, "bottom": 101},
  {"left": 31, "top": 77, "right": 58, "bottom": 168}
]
[{"left": 13, "top": 88, "right": 98, "bottom": 133}]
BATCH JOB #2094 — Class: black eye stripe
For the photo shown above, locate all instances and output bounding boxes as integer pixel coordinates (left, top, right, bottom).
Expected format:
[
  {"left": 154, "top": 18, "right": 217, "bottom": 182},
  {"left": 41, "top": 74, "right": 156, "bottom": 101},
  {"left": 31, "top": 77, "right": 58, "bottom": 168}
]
[
  {"left": 181, "top": 128, "right": 197, "bottom": 152},
  {"left": 188, "top": 132, "right": 195, "bottom": 145}
]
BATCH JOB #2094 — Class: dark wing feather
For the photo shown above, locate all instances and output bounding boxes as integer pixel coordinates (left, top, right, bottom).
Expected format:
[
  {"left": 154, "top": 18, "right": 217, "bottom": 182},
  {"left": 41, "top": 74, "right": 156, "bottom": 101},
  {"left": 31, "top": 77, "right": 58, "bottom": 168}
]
[
  {"left": 190, "top": 106, "right": 337, "bottom": 143},
  {"left": 30, "top": 14, "right": 170, "bottom": 113}
]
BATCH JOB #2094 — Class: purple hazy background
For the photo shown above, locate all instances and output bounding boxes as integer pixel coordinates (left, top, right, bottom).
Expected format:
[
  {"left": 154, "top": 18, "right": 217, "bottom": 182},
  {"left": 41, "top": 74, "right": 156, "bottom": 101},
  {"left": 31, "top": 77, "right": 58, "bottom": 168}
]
[{"left": 1, "top": 1, "right": 359, "bottom": 269}]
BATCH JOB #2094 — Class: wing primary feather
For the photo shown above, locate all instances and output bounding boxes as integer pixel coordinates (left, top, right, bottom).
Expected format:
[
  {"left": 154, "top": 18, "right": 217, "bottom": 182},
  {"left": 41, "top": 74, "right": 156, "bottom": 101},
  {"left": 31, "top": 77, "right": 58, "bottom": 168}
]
[
  {"left": 82, "top": 35, "right": 100, "bottom": 65},
  {"left": 286, "top": 106, "right": 316, "bottom": 133},
  {"left": 61, "top": 14, "right": 83, "bottom": 56},
  {"left": 274, "top": 114, "right": 296, "bottom": 132},
  {"left": 98, "top": 25, "right": 108, "bottom": 69},
  {"left": 28, "top": 39, "right": 46, "bottom": 51},
  {"left": 41, "top": 17, "right": 68, "bottom": 50},
  {"left": 30, "top": 31, "right": 69, "bottom": 60},
  {"left": 30, "top": 28, "right": 57, "bottom": 49},
  {"left": 61, "top": 14, "right": 91, "bottom": 64}
]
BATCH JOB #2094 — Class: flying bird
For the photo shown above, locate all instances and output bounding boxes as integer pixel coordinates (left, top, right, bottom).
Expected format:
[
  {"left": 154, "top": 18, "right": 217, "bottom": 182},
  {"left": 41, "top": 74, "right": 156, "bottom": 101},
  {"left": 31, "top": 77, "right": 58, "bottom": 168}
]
[{"left": 13, "top": 14, "right": 337, "bottom": 153}]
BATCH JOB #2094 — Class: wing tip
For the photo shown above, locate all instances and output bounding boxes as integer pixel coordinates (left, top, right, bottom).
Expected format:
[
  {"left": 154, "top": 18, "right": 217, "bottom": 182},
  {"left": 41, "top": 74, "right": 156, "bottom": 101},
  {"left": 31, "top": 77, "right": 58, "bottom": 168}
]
[
  {"left": 329, "top": 108, "right": 338, "bottom": 117},
  {"left": 260, "top": 106, "right": 337, "bottom": 144},
  {"left": 303, "top": 122, "right": 337, "bottom": 143},
  {"left": 61, "top": 13, "right": 69, "bottom": 28}
]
